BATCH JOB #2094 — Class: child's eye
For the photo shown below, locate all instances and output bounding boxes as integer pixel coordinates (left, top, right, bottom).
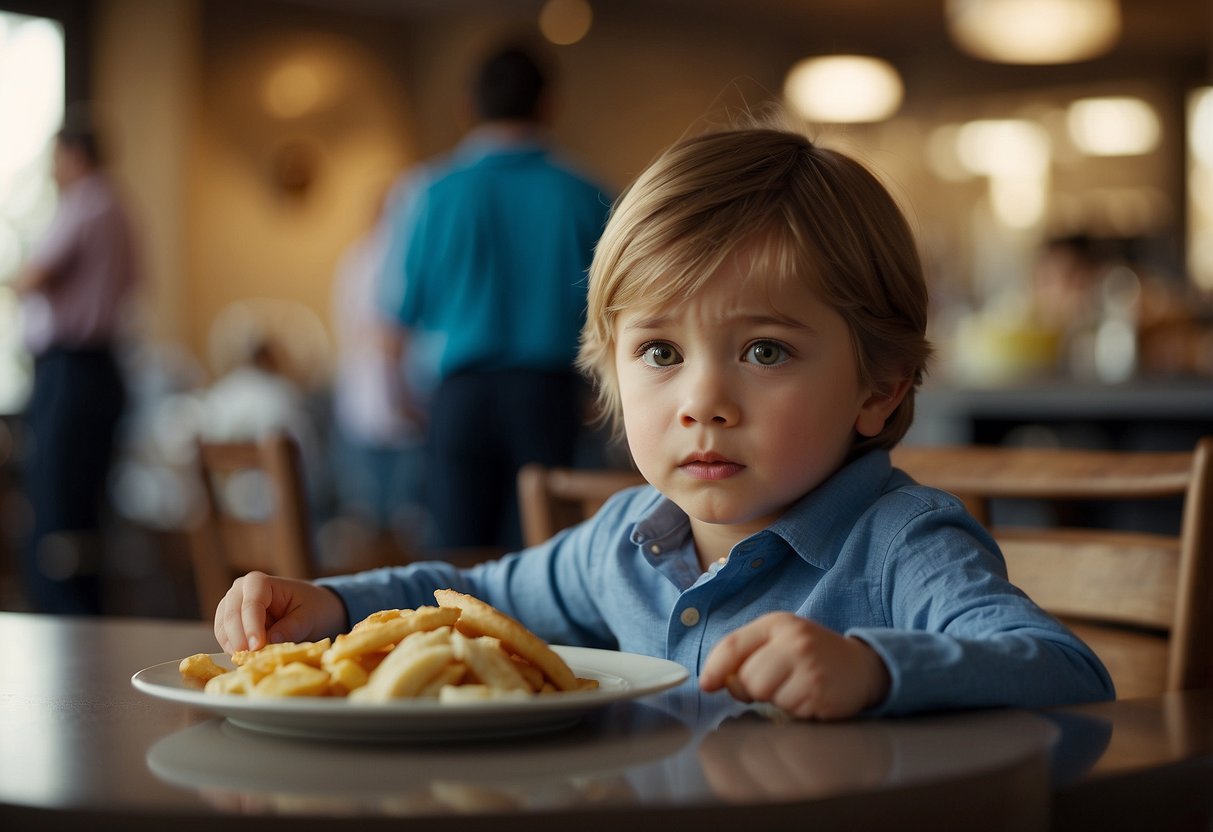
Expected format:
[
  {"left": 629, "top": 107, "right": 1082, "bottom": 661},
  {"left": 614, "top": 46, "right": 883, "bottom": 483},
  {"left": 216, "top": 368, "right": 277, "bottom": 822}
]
[
  {"left": 640, "top": 342, "right": 682, "bottom": 367},
  {"left": 744, "top": 340, "right": 788, "bottom": 366}
]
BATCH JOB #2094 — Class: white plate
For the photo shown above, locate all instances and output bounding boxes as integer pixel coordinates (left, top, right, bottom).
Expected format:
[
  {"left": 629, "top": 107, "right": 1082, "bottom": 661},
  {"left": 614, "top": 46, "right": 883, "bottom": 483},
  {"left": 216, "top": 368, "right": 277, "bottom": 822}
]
[{"left": 131, "top": 645, "right": 689, "bottom": 741}]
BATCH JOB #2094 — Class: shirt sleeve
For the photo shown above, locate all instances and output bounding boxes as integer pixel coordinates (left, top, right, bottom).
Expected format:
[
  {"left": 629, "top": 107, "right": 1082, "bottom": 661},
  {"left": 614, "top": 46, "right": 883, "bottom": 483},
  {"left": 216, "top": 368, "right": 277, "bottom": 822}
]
[
  {"left": 847, "top": 501, "right": 1116, "bottom": 716},
  {"left": 28, "top": 190, "right": 85, "bottom": 279},
  {"left": 315, "top": 505, "right": 619, "bottom": 648}
]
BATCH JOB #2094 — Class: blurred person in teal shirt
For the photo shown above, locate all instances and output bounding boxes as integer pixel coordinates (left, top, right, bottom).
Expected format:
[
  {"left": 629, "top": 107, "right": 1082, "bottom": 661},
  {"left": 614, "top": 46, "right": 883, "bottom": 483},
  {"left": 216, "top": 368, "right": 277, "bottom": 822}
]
[{"left": 379, "top": 42, "right": 610, "bottom": 551}]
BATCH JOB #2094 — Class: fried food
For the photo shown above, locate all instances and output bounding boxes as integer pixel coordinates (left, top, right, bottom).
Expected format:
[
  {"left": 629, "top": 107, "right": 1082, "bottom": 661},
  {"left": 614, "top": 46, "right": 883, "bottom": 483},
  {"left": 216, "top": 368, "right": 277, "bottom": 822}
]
[
  {"left": 434, "top": 588, "right": 578, "bottom": 692},
  {"left": 251, "top": 662, "right": 331, "bottom": 698},
  {"left": 451, "top": 632, "right": 531, "bottom": 693},
  {"left": 179, "top": 652, "right": 229, "bottom": 684},
  {"left": 349, "top": 627, "right": 456, "bottom": 702},
  {"left": 323, "top": 606, "right": 459, "bottom": 665},
  {"left": 184, "top": 590, "right": 595, "bottom": 702}
]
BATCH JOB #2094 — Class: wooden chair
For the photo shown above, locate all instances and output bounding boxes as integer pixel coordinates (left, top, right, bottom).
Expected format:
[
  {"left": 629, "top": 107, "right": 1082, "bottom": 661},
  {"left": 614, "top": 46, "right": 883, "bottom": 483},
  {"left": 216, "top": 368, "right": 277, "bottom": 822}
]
[
  {"left": 891, "top": 438, "right": 1213, "bottom": 699},
  {"left": 188, "top": 431, "right": 315, "bottom": 617},
  {"left": 517, "top": 464, "right": 647, "bottom": 548}
]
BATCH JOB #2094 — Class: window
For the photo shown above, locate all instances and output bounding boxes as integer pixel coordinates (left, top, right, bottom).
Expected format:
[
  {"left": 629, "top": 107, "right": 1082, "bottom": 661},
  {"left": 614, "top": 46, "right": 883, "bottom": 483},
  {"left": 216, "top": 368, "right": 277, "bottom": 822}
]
[{"left": 0, "top": 10, "right": 64, "bottom": 413}]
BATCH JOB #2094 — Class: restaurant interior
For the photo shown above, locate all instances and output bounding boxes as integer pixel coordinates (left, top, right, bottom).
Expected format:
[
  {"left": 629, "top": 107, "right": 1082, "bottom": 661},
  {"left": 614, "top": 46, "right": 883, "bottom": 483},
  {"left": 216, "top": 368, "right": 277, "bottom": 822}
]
[{"left": 0, "top": 0, "right": 1211, "bottom": 619}]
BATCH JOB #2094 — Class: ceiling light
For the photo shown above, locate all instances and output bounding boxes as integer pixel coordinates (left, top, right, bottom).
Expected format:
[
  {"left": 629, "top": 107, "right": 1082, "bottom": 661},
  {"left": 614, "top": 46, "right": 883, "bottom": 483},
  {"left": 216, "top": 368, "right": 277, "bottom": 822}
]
[
  {"left": 946, "top": 0, "right": 1121, "bottom": 64},
  {"left": 783, "top": 55, "right": 903, "bottom": 124},
  {"left": 955, "top": 119, "right": 1051, "bottom": 177},
  {"left": 539, "top": 0, "right": 593, "bottom": 46},
  {"left": 1067, "top": 96, "right": 1160, "bottom": 156}
]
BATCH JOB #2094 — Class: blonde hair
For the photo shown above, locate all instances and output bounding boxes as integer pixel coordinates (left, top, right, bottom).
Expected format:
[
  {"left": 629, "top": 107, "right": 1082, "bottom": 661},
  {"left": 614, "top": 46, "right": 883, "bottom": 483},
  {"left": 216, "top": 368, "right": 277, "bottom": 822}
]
[{"left": 577, "top": 125, "right": 932, "bottom": 454}]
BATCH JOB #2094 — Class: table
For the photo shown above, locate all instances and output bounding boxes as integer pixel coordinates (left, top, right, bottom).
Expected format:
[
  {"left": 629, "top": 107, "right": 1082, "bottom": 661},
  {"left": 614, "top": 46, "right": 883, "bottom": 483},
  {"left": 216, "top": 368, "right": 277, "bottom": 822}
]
[{"left": 1, "top": 613, "right": 1210, "bottom": 831}]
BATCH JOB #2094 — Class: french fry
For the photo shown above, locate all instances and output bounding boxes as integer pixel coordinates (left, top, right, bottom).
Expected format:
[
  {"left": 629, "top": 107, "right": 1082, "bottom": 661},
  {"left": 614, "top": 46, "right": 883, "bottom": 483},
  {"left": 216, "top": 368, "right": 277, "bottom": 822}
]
[{"left": 181, "top": 592, "right": 597, "bottom": 702}]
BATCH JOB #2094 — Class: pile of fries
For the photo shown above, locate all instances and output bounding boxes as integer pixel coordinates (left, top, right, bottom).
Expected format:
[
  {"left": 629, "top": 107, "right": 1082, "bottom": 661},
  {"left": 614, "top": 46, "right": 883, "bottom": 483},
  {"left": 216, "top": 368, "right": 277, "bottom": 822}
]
[{"left": 180, "top": 589, "right": 597, "bottom": 702}]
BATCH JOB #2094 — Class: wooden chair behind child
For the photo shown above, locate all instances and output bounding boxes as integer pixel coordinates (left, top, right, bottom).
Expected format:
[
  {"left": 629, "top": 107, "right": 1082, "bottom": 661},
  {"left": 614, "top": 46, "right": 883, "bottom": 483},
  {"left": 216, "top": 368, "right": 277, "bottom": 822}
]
[
  {"left": 188, "top": 431, "right": 315, "bottom": 617},
  {"left": 517, "top": 464, "right": 648, "bottom": 549},
  {"left": 891, "top": 438, "right": 1213, "bottom": 699}
]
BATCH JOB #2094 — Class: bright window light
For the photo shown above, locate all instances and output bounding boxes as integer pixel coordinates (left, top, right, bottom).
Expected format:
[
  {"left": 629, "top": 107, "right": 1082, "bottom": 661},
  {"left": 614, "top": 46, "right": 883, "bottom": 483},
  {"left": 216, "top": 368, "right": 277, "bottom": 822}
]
[
  {"left": 0, "top": 10, "right": 64, "bottom": 414},
  {"left": 1189, "top": 87, "right": 1213, "bottom": 291}
]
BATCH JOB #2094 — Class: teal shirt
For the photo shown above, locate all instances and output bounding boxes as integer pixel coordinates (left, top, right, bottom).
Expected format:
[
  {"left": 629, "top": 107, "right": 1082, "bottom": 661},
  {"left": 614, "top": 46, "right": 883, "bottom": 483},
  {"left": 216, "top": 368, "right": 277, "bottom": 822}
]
[{"left": 380, "top": 130, "right": 611, "bottom": 378}]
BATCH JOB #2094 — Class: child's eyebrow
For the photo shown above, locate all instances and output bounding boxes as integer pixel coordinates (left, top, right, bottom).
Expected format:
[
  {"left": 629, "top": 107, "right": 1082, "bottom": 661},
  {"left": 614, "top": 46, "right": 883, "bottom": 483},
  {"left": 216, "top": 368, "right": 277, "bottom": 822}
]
[
  {"left": 621, "top": 314, "right": 673, "bottom": 332},
  {"left": 733, "top": 313, "right": 816, "bottom": 332},
  {"left": 623, "top": 312, "right": 817, "bottom": 332}
]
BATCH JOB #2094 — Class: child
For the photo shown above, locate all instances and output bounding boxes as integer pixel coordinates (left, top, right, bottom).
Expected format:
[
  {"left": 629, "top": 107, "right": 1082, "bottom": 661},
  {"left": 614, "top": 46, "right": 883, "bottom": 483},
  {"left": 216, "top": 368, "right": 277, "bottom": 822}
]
[{"left": 214, "top": 124, "right": 1114, "bottom": 719}]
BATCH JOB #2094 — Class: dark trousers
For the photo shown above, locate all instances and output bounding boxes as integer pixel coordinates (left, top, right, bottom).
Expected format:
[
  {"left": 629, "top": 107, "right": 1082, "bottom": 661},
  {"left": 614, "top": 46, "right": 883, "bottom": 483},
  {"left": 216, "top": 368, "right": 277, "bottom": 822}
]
[
  {"left": 23, "top": 346, "right": 126, "bottom": 614},
  {"left": 426, "top": 369, "right": 583, "bottom": 551}
]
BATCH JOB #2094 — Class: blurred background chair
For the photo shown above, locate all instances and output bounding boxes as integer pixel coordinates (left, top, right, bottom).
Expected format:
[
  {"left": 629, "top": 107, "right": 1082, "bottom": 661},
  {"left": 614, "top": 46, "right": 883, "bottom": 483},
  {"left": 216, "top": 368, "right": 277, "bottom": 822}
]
[
  {"left": 517, "top": 464, "right": 647, "bottom": 548},
  {"left": 188, "top": 431, "right": 315, "bottom": 617},
  {"left": 891, "top": 437, "right": 1213, "bottom": 698}
]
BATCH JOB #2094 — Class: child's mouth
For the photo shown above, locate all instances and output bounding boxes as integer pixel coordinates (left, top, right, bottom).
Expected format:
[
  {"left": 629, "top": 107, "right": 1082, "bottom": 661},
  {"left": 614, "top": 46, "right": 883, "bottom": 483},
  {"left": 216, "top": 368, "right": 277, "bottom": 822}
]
[{"left": 679, "top": 459, "right": 745, "bottom": 480}]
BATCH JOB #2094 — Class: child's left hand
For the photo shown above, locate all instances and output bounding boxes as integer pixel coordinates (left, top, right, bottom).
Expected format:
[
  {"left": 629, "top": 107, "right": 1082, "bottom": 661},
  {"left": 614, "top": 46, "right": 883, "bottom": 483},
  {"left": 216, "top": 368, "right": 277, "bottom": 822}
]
[{"left": 700, "top": 612, "right": 891, "bottom": 720}]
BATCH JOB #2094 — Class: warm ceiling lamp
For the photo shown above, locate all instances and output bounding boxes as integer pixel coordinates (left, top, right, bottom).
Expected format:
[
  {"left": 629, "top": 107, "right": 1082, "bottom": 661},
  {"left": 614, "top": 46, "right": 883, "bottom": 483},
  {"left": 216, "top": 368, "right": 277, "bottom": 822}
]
[
  {"left": 1067, "top": 96, "right": 1160, "bottom": 156},
  {"left": 539, "top": 0, "right": 593, "bottom": 46},
  {"left": 946, "top": 0, "right": 1122, "bottom": 64},
  {"left": 783, "top": 55, "right": 904, "bottom": 124}
]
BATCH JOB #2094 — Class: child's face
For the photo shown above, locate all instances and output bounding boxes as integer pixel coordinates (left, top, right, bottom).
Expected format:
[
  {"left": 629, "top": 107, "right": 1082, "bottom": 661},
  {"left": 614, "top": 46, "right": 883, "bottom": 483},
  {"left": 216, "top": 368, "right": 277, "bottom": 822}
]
[{"left": 613, "top": 253, "right": 897, "bottom": 548}]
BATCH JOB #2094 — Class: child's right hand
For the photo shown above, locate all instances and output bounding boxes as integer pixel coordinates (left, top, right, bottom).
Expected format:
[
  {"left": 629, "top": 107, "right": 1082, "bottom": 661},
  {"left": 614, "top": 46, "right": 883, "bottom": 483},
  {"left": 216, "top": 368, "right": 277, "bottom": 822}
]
[{"left": 213, "top": 570, "right": 347, "bottom": 654}]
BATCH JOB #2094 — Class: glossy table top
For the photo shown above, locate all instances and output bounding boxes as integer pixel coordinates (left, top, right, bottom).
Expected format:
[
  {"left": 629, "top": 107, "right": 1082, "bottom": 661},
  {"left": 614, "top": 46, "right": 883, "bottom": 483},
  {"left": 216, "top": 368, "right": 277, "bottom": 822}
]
[{"left": 2, "top": 612, "right": 1210, "bottom": 831}]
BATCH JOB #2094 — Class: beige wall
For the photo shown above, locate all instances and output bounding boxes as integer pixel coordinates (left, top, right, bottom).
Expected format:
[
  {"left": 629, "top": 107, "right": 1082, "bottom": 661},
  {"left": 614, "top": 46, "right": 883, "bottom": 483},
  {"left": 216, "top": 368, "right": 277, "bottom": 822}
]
[
  {"left": 95, "top": 0, "right": 197, "bottom": 349},
  {"left": 90, "top": 0, "right": 1206, "bottom": 386}
]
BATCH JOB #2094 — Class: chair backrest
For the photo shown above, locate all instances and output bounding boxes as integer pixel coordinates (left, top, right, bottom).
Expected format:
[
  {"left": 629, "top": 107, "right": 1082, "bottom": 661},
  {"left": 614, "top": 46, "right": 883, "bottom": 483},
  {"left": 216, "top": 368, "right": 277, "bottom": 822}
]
[
  {"left": 891, "top": 438, "right": 1213, "bottom": 698},
  {"left": 517, "top": 464, "right": 648, "bottom": 549},
  {"left": 188, "top": 431, "right": 315, "bottom": 616}
]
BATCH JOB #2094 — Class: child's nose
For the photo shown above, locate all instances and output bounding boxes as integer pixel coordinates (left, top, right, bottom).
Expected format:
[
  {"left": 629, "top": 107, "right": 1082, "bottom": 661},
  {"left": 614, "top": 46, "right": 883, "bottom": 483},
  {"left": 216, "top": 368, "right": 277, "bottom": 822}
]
[{"left": 678, "top": 367, "right": 740, "bottom": 427}]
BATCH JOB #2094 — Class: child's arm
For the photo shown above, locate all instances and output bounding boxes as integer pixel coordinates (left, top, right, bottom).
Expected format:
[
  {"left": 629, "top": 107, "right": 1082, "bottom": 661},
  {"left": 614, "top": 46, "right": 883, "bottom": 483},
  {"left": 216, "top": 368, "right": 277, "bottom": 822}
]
[
  {"left": 700, "top": 613, "right": 891, "bottom": 720},
  {"left": 213, "top": 571, "right": 348, "bottom": 653}
]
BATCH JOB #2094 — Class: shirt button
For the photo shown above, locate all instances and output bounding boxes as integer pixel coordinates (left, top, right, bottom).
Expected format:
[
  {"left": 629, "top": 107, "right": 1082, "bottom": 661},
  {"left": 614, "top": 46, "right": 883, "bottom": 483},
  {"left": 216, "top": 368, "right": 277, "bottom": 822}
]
[
  {"left": 750, "top": 558, "right": 764, "bottom": 569},
  {"left": 650, "top": 544, "right": 661, "bottom": 554},
  {"left": 679, "top": 607, "right": 700, "bottom": 627}
]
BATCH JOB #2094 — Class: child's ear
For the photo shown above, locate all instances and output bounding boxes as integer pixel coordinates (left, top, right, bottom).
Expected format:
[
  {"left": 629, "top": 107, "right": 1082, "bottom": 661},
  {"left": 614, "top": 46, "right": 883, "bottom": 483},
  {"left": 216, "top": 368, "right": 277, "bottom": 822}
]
[{"left": 854, "top": 377, "right": 913, "bottom": 438}]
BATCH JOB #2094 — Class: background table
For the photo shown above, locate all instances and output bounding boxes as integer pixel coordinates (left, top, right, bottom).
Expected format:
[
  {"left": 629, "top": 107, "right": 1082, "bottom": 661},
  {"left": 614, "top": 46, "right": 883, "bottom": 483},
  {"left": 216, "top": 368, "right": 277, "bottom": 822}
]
[{"left": 1, "top": 613, "right": 1210, "bottom": 831}]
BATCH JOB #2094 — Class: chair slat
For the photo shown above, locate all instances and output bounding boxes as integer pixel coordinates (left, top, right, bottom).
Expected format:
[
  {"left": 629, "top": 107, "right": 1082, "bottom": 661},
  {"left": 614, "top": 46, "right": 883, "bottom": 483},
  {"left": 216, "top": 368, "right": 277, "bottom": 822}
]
[
  {"left": 892, "top": 446, "right": 1194, "bottom": 499},
  {"left": 1065, "top": 622, "right": 1169, "bottom": 701},
  {"left": 893, "top": 438, "right": 1213, "bottom": 698},
  {"left": 518, "top": 465, "right": 645, "bottom": 549},
  {"left": 998, "top": 529, "right": 1178, "bottom": 629}
]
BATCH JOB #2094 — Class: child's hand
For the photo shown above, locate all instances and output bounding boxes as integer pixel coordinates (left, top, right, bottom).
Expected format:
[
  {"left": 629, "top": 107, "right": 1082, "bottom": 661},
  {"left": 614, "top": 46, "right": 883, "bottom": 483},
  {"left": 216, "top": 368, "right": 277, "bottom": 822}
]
[
  {"left": 700, "top": 612, "right": 891, "bottom": 720},
  {"left": 213, "top": 571, "right": 347, "bottom": 654}
]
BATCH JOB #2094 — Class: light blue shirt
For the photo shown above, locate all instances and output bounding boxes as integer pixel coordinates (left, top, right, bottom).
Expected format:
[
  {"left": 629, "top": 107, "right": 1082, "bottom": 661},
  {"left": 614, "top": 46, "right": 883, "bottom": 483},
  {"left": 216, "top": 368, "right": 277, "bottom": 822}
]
[
  {"left": 380, "top": 129, "right": 610, "bottom": 379},
  {"left": 318, "top": 449, "right": 1115, "bottom": 715}
]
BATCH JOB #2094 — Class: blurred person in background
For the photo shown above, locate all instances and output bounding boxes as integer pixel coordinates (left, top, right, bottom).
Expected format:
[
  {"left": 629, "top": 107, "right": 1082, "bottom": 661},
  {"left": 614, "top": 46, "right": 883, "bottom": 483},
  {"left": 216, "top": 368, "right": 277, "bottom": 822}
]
[
  {"left": 12, "top": 106, "right": 140, "bottom": 614},
  {"left": 379, "top": 41, "right": 611, "bottom": 551},
  {"left": 330, "top": 187, "right": 433, "bottom": 558}
]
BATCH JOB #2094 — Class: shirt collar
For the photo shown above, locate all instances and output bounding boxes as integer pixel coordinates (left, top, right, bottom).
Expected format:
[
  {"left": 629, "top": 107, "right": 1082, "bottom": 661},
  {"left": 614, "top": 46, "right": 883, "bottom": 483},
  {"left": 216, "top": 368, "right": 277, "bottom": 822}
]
[
  {"left": 768, "top": 449, "right": 894, "bottom": 569},
  {"left": 456, "top": 125, "right": 548, "bottom": 160},
  {"left": 630, "top": 449, "right": 895, "bottom": 569}
]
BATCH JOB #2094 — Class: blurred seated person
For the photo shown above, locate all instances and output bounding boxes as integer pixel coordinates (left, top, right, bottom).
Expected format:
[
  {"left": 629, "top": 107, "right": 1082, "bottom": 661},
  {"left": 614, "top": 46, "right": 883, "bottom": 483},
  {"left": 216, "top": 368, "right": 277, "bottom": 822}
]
[
  {"left": 198, "top": 330, "right": 325, "bottom": 509},
  {"left": 1030, "top": 233, "right": 1104, "bottom": 336}
]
